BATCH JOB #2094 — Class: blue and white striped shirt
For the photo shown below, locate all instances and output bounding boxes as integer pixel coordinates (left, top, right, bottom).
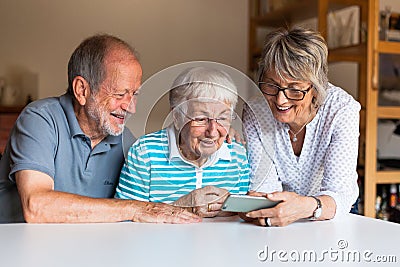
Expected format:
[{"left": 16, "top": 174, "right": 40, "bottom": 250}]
[{"left": 115, "top": 125, "right": 250, "bottom": 203}]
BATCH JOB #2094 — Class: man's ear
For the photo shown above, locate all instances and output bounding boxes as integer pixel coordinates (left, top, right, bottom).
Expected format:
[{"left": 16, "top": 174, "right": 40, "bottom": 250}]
[{"left": 72, "top": 76, "right": 90, "bottom": 105}]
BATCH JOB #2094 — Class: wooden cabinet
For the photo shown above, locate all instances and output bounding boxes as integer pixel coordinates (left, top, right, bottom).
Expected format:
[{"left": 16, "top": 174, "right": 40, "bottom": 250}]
[
  {"left": 0, "top": 106, "right": 23, "bottom": 153},
  {"left": 248, "top": 0, "right": 368, "bottom": 124},
  {"left": 364, "top": 0, "right": 400, "bottom": 218},
  {"left": 249, "top": 0, "right": 400, "bottom": 218}
]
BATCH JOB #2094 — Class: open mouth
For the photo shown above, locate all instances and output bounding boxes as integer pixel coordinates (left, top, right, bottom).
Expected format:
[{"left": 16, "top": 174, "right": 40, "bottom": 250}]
[
  {"left": 200, "top": 139, "right": 216, "bottom": 147},
  {"left": 111, "top": 113, "right": 125, "bottom": 123},
  {"left": 276, "top": 105, "right": 292, "bottom": 112}
]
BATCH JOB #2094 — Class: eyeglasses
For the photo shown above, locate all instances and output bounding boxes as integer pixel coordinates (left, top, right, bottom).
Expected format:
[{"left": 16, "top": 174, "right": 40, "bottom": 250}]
[
  {"left": 179, "top": 108, "right": 236, "bottom": 128},
  {"left": 258, "top": 82, "right": 312, "bottom": 101}
]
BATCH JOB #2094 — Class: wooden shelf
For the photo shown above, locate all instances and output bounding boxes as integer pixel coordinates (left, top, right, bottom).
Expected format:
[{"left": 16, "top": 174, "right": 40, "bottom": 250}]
[
  {"left": 250, "top": 0, "right": 400, "bottom": 220},
  {"left": 328, "top": 0, "right": 366, "bottom": 5},
  {"left": 377, "top": 41, "right": 400, "bottom": 54},
  {"left": 329, "top": 0, "right": 368, "bottom": 12},
  {"left": 328, "top": 44, "right": 367, "bottom": 62},
  {"left": 0, "top": 106, "right": 25, "bottom": 113},
  {"left": 377, "top": 106, "right": 400, "bottom": 119},
  {"left": 0, "top": 106, "right": 23, "bottom": 153},
  {"left": 252, "top": 0, "right": 367, "bottom": 25},
  {"left": 252, "top": 1, "right": 318, "bottom": 27},
  {"left": 248, "top": 0, "right": 368, "bottom": 71},
  {"left": 376, "top": 171, "right": 400, "bottom": 184},
  {"left": 363, "top": 0, "right": 400, "bottom": 219}
]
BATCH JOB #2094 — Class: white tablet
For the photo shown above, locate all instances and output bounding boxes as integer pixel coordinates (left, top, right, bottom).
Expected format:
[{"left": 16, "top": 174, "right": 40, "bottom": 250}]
[{"left": 221, "top": 194, "right": 281, "bottom": 213}]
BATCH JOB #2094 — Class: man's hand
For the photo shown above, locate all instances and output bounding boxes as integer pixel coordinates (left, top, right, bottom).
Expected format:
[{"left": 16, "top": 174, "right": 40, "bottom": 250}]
[
  {"left": 173, "top": 186, "right": 230, "bottom": 218},
  {"left": 131, "top": 202, "right": 202, "bottom": 224}
]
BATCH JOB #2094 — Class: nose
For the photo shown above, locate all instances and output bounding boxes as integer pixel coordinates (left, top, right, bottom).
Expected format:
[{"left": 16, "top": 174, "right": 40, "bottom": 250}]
[
  {"left": 205, "top": 119, "right": 219, "bottom": 137},
  {"left": 121, "top": 94, "right": 136, "bottom": 114},
  {"left": 276, "top": 90, "right": 288, "bottom": 104}
]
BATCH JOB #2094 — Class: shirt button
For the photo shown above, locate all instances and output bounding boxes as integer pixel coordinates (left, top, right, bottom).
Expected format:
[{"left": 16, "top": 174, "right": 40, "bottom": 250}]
[
  {"left": 195, "top": 170, "right": 202, "bottom": 178},
  {"left": 195, "top": 169, "right": 203, "bottom": 188}
]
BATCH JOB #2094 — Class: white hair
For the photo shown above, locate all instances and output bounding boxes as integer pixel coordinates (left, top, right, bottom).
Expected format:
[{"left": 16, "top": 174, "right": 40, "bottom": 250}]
[{"left": 169, "top": 66, "right": 238, "bottom": 111}]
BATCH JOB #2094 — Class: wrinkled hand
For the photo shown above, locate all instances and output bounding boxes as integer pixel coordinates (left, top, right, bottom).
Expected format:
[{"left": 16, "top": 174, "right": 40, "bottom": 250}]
[
  {"left": 132, "top": 201, "right": 202, "bottom": 224},
  {"left": 226, "top": 127, "right": 245, "bottom": 145},
  {"left": 245, "top": 191, "right": 312, "bottom": 227},
  {"left": 173, "top": 186, "right": 230, "bottom": 218},
  {"left": 247, "top": 190, "right": 266, "bottom": 197},
  {"left": 238, "top": 191, "right": 267, "bottom": 222}
]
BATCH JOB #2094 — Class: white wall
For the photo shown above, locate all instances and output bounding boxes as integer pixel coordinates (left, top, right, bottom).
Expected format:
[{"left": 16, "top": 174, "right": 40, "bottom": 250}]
[
  {"left": 380, "top": 0, "right": 400, "bottom": 12},
  {"left": 0, "top": 0, "right": 248, "bottom": 103}
]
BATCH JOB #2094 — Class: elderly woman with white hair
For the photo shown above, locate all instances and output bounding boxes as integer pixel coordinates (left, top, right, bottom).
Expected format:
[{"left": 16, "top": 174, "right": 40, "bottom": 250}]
[
  {"left": 243, "top": 27, "right": 361, "bottom": 227},
  {"left": 115, "top": 66, "right": 250, "bottom": 218}
]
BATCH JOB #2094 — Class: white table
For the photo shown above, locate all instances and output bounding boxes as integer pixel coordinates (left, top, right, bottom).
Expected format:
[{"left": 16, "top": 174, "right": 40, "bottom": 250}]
[{"left": 0, "top": 214, "right": 399, "bottom": 267}]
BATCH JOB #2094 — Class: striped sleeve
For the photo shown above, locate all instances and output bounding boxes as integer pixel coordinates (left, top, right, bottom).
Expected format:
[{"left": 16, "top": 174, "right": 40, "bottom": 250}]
[
  {"left": 235, "top": 142, "right": 250, "bottom": 194},
  {"left": 114, "top": 138, "right": 151, "bottom": 201}
]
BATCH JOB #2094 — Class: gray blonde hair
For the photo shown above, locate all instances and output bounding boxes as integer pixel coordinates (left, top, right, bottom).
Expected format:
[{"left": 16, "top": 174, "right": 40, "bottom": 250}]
[
  {"left": 67, "top": 34, "right": 138, "bottom": 95},
  {"left": 258, "top": 27, "right": 328, "bottom": 106},
  {"left": 169, "top": 66, "right": 238, "bottom": 121}
]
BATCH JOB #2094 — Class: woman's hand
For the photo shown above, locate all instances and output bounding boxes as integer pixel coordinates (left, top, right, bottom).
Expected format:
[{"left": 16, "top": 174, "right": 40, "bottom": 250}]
[
  {"left": 173, "top": 186, "right": 230, "bottom": 218},
  {"left": 191, "top": 186, "right": 230, "bottom": 217},
  {"left": 226, "top": 127, "right": 246, "bottom": 145},
  {"left": 245, "top": 191, "right": 317, "bottom": 227},
  {"left": 247, "top": 190, "right": 266, "bottom": 197},
  {"left": 238, "top": 191, "right": 267, "bottom": 222}
]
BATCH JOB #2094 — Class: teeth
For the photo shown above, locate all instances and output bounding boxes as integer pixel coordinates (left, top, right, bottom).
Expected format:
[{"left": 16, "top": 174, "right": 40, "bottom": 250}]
[
  {"left": 113, "top": 114, "right": 125, "bottom": 119},
  {"left": 276, "top": 106, "right": 291, "bottom": 111}
]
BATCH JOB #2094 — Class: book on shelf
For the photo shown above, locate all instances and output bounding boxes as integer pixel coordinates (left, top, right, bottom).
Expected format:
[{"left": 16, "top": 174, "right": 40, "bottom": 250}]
[{"left": 386, "top": 29, "right": 400, "bottom": 42}]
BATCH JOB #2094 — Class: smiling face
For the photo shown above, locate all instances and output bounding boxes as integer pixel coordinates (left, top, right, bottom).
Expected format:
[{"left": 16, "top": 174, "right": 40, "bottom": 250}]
[
  {"left": 85, "top": 49, "right": 142, "bottom": 137},
  {"left": 177, "top": 100, "right": 232, "bottom": 166},
  {"left": 261, "top": 70, "right": 316, "bottom": 129}
]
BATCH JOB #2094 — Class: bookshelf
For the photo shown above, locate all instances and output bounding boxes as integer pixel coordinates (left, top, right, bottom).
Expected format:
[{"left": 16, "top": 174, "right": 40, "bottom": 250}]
[
  {"left": 248, "top": 0, "right": 400, "bottom": 219},
  {"left": 364, "top": 0, "right": 400, "bottom": 218}
]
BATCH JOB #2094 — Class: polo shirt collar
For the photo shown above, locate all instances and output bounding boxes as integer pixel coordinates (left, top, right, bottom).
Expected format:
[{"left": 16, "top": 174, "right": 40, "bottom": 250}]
[
  {"left": 59, "top": 93, "right": 119, "bottom": 145},
  {"left": 166, "top": 124, "right": 231, "bottom": 164}
]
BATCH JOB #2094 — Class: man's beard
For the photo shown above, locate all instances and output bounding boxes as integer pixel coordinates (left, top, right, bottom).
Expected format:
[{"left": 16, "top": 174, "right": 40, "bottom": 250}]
[{"left": 87, "top": 95, "right": 124, "bottom": 136}]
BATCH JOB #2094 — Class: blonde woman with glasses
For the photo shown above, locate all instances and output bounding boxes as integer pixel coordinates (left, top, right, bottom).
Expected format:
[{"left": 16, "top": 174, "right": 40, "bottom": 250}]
[{"left": 242, "top": 27, "right": 361, "bottom": 227}]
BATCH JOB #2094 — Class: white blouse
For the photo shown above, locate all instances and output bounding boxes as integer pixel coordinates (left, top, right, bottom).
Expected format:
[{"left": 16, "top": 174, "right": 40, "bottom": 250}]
[{"left": 243, "top": 83, "right": 361, "bottom": 217}]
